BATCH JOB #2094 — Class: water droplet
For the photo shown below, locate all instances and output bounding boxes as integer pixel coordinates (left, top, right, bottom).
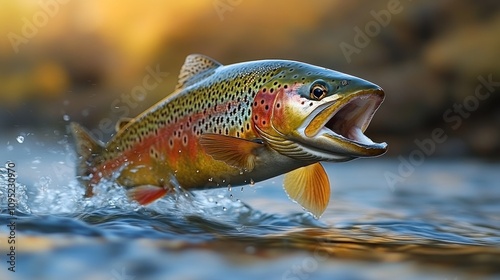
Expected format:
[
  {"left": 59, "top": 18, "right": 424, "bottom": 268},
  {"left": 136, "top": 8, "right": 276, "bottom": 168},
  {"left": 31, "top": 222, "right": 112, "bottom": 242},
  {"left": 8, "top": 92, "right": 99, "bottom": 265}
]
[
  {"left": 222, "top": 207, "right": 227, "bottom": 211},
  {"left": 227, "top": 185, "right": 232, "bottom": 192},
  {"left": 196, "top": 170, "right": 200, "bottom": 173},
  {"left": 16, "top": 136, "right": 24, "bottom": 143},
  {"left": 229, "top": 194, "right": 233, "bottom": 198},
  {"left": 208, "top": 178, "right": 213, "bottom": 182},
  {"left": 39, "top": 176, "right": 51, "bottom": 186},
  {"left": 63, "top": 114, "right": 70, "bottom": 121},
  {"left": 249, "top": 179, "right": 255, "bottom": 186},
  {"left": 241, "top": 187, "right": 244, "bottom": 192}
]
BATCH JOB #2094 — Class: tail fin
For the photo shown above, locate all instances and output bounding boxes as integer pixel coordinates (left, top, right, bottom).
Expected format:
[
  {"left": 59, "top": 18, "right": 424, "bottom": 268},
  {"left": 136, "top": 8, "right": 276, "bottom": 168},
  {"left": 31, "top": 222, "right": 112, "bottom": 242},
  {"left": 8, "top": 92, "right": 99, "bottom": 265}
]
[{"left": 70, "top": 122, "right": 104, "bottom": 196}]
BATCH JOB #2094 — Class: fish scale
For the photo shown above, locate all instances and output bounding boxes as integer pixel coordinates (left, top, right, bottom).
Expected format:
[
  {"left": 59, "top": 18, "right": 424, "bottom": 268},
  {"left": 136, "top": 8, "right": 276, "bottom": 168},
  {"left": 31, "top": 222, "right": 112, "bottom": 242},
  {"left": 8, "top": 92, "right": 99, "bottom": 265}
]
[{"left": 71, "top": 54, "right": 387, "bottom": 217}]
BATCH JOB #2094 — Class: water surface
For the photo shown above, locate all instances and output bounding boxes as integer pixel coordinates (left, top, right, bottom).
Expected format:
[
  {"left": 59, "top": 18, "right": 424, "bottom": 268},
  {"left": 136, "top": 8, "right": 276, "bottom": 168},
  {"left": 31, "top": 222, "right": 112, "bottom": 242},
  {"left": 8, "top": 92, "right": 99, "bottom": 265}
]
[{"left": 0, "top": 131, "right": 499, "bottom": 280}]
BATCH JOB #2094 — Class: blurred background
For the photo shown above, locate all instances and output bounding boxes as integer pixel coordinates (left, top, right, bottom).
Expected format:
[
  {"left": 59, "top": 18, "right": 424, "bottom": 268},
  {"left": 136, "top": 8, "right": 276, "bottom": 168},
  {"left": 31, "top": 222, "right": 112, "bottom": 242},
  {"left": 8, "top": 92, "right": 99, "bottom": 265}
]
[{"left": 0, "top": 0, "right": 499, "bottom": 158}]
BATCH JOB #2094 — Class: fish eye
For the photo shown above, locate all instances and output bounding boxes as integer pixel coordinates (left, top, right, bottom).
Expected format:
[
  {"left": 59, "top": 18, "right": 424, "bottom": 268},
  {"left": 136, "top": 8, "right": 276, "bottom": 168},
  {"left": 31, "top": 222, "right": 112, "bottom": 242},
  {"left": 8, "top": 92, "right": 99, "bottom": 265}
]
[{"left": 310, "top": 83, "right": 327, "bottom": 100}]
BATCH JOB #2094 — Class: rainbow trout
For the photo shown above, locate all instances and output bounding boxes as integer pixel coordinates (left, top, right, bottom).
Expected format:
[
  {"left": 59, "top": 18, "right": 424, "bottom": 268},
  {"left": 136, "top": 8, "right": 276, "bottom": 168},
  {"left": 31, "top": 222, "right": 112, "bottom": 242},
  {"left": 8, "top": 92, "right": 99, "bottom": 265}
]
[{"left": 71, "top": 54, "right": 387, "bottom": 217}]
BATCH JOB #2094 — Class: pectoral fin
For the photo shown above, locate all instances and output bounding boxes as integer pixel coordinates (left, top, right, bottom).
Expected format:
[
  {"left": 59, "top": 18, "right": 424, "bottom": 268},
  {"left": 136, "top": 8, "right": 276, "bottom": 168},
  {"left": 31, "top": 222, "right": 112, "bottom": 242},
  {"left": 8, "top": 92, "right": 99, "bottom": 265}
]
[
  {"left": 199, "top": 133, "right": 264, "bottom": 172},
  {"left": 283, "top": 163, "right": 330, "bottom": 218},
  {"left": 127, "top": 185, "right": 169, "bottom": 205}
]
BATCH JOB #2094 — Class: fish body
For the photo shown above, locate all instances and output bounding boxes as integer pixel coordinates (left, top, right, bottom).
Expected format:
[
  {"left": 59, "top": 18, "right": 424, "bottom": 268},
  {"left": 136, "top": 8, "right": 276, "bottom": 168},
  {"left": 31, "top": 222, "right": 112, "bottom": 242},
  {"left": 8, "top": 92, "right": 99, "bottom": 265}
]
[{"left": 71, "top": 54, "right": 387, "bottom": 217}]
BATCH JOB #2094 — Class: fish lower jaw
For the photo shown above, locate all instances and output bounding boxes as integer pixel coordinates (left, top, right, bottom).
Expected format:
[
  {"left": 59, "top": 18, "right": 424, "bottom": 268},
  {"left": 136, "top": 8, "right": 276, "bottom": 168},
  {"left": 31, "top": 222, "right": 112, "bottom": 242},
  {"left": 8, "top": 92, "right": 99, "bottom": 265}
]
[{"left": 319, "top": 128, "right": 388, "bottom": 157}]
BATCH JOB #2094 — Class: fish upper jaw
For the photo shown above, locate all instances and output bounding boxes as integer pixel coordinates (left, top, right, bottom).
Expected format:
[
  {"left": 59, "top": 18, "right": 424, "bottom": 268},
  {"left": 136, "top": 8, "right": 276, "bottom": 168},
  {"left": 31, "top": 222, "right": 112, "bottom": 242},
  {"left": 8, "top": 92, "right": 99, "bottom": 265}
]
[{"left": 296, "top": 88, "right": 387, "bottom": 159}]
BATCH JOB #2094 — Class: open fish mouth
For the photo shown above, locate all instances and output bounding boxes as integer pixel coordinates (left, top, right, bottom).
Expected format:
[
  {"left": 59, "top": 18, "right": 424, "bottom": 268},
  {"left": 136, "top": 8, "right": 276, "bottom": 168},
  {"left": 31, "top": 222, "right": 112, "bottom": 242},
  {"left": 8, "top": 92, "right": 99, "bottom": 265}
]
[{"left": 304, "top": 89, "right": 388, "bottom": 157}]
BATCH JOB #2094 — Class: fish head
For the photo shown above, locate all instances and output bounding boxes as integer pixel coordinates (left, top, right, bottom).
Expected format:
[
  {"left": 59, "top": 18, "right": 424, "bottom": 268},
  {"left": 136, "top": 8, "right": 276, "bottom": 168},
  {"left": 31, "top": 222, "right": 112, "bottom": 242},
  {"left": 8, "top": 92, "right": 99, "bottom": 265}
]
[{"left": 253, "top": 62, "right": 388, "bottom": 162}]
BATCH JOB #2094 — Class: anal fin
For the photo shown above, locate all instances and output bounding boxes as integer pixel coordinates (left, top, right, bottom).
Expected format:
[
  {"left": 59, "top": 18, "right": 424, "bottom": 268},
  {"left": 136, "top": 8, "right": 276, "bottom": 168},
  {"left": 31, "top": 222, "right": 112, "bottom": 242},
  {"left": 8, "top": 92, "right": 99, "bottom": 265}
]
[
  {"left": 127, "top": 185, "right": 169, "bottom": 205},
  {"left": 283, "top": 163, "right": 330, "bottom": 218}
]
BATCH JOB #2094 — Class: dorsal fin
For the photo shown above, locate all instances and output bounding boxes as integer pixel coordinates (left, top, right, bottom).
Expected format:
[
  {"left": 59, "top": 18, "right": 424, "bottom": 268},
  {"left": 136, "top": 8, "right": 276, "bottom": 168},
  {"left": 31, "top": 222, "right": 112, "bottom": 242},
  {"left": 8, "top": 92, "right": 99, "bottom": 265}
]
[
  {"left": 175, "top": 54, "right": 222, "bottom": 91},
  {"left": 115, "top": 117, "right": 133, "bottom": 132}
]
